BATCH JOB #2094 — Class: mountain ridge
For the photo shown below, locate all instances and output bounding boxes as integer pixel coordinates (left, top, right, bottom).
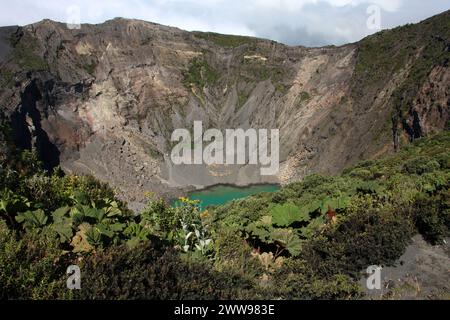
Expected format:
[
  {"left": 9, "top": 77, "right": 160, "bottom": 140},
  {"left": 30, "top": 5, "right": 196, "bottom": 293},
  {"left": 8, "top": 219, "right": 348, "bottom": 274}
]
[{"left": 12, "top": 8, "right": 450, "bottom": 48}]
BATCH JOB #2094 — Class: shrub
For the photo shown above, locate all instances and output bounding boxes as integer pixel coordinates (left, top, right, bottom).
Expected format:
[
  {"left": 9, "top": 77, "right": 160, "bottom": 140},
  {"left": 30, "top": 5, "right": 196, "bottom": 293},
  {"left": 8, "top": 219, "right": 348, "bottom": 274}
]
[
  {"left": 413, "top": 191, "right": 450, "bottom": 244},
  {"left": 349, "top": 168, "right": 373, "bottom": 180},
  {"left": 193, "top": 32, "right": 255, "bottom": 48},
  {"left": 213, "top": 228, "right": 264, "bottom": 277},
  {"left": 403, "top": 156, "right": 441, "bottom": 175},
  {"left": 0, "top": 221, "right": 71, "bottom": 299},
  {"left": 73, "top": 241, "right": 258, "bottom": 300},
  {"left": 436, "top": 153, "right": 450, "bottom": 169},
  {"left": 272, "top": 259, "right": 362, "bottom": 300},
  {"left": 301, "top": 207, "right": 414, "bottom": 278},
  {"left": 182, "top": 58, "right": 218, "bottom": 88}
]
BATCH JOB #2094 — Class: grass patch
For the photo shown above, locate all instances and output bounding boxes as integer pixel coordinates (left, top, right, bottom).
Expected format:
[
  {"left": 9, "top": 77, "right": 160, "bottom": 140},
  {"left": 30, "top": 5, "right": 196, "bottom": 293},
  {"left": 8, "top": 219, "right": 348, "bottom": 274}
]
[
  {"left": 299, "top": 91, "right": 310, "bottom": 102},
  {"left": 351, "top": 12, "right": 450, "bottom": 104},
  {"left": 237, "top": 91, "right": 250, "bottom": 109},
  {"left": 275, "top": 83, "right": 289, "bottom": 94},
  {"left": 193, "top": 31, "right": 257, "bottom": 48},
  {"left": 0, "top": 68, "right": 14, "bottom": 87},
  {"left": 83, "top": 61, "right": 97, "bottom": 75},
  {"left": 147, "top": 145, "right": 162, "bottom": 159},
  {"left": 10, "top": 33, "right": 48, "bottom": 72},
  {"left": 183, "top": 58, "right": 219, "bottom": 89}
]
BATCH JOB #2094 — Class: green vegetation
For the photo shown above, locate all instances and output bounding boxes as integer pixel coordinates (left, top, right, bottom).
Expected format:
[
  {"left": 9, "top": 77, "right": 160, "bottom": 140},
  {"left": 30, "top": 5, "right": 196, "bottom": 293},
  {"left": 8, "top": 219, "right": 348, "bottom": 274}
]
[
  {"left": 240, "top": 64, "right": 278, "bottom": 86},
  {"left": 352, "top": 28, "right": 410, "bottom": 99},
  {"left": 147, "top": 145, "right": 162, "bottom": 159},
  {"left": 193, "top": 31, "right": 256, "bottom": 48},
  {"left": 350, "top": 13, "right": 450, "bottom": 147},
  {"left": 275, "top": 83, "right": 289, "bottom": 94},
  {"left": 183, "top": 58, "right": 219, "bottom": 89},
  {"left": 237, "top": 91, "right": 250, "bottom": 109},
  {"left": 247, "top": 64, "right": 271, "bottom": 81},
  {"left": 83, "top": 61, "right": 97, "bottom": 75},
  {"left": 0, "top": 68, "right": 14, "bottom": 87},
  {"left": 296, "top": 91, "right": 311, "bottom": 105},
  {"left": 392, "top": 32, "right": 450, "bottom": 114},
  {"left": 239, "top": 52, "right": 288, "bottom": 88},
  {"left": 352, "top": 12, "right": 450, "bottom": 109},
  {"left": 10, "top": 33, "right": 48, "bottom": 72},
  {"left": 0, "top": 122, "right": 449, "bottom": 298}
]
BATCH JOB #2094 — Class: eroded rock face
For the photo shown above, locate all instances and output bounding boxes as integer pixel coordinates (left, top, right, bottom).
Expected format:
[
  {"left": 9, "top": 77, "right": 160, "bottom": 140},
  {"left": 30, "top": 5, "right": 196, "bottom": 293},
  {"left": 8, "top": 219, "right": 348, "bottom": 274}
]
[
  {"left": 410, "top": 65, "right": 450, "bottom": 136},
  {"left": 0, "top": 12, "right": 449, "bottom": 206}
]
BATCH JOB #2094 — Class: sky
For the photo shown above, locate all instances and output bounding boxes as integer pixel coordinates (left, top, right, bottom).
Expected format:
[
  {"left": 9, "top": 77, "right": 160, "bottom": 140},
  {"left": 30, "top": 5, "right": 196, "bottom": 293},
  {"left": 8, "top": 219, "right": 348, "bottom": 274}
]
[{"left": 0, "top": 0, "right": 449, "bottom": 47}]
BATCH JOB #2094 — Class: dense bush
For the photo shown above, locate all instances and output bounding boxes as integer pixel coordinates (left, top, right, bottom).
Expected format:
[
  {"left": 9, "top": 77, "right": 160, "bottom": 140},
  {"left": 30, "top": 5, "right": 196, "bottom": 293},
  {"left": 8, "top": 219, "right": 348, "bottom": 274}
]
[
  {"left": 300, "top": 207, "right": 414, "bottom": 278},
  {"left": 0, "top": 220, "right": 260, "bottom": 300},
  {"left": 72, "top": 241, "right": 258, "bottom": 300},
  {"left": 413, "top": 190, "right": 450, "bottom": 244},
  {"left": 0, "top": 221, "right": 71, "bottom": 299},
  {"left": 403, "top": 156, "right": 441, "bottom": 175},
  {"left": 213, "top": 228, "right": 264, "bottom": 277},
  {"left": 273, "top": 258, "right": 362, "bottom": 300}
]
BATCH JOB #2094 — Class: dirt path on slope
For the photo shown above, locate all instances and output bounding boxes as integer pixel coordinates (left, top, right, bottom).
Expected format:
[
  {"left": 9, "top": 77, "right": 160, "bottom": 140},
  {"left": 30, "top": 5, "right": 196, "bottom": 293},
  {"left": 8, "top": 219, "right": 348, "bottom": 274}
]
[{"left": 360, "top": 234, "right": 450, "bottom": 299}]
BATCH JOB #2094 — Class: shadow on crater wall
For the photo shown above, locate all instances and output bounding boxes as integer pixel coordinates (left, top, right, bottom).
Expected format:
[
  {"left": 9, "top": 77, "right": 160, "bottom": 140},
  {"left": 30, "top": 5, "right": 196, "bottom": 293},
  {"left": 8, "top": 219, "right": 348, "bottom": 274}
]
[{"left": 11, "top": 78, "right": 60, "bottom": 171}]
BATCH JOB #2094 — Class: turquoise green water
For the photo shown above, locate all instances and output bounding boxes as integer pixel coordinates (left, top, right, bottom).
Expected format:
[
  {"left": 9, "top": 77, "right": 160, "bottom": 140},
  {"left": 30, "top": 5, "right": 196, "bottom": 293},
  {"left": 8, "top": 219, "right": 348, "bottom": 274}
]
[{"left": 176, "top": 184, "right": 280, "bottom": 210}]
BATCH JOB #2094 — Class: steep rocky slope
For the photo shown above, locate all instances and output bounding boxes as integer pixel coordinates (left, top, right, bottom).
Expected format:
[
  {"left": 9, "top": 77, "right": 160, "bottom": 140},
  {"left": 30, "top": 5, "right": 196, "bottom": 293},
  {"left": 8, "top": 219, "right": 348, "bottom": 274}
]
[{"left": 0, "top": 11, "right": 449, "bottom": 206}]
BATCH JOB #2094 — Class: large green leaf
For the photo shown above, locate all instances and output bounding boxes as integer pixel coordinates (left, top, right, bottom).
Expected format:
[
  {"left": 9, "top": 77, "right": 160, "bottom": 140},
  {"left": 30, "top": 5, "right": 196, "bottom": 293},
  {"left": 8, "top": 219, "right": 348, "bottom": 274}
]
[
  {"left": 320, "top": 196, "right": 351, "bottom": 214},
  {"left": 0, "top": 191, "right": 31, "bottom": 214},
  {"left": 51, "top": 206, "right": 73, "bottom": 242},
  {"left": 95, "top": 223, "right": 114, "bottom": 238},
  {"left": 69, "top": 206, "right": 85, "bottom": 226},
  {"left": 83, "top": 206, "right": 105, "bottom": 223},
  {"left": 124, "top": 222, "right": 149, "bottom": 239},
  {"left": 86, "top": 226, "right": 102, "bottom": 246},
  {"left": 103, "top": 199, "right": 122, "bottom": 217},
  {"left": 52, "top": 206, "right": 70, "bottom": 220},
  {"left": 106, "top": 206, "right": 122, "bottom": 217},
  {"left": 271, "top": 203, "right": 310, "bottom": 227},
  {"left": 126, "top": 237, "right": 142, "bottom": 249},
  {"left": 271, "top": 228, "right": 302, "bottom": 257},
  {"left": 15, "top": 209, "right": 48, "bottom": 228},
  {"left": 52, "top": 218, "right": 73, "bottom": 243},
  {"left": 300, "top": 216, "right": 325, "bottom": 238},
  {"left": 110, "top": 222, "right": 126, "bottom": 232},
  {"left": 245, "top": 221, "right": 273, "bottom": 243},
  {"left": 72, "top": 190, "right": 89, "bottom": 205}
]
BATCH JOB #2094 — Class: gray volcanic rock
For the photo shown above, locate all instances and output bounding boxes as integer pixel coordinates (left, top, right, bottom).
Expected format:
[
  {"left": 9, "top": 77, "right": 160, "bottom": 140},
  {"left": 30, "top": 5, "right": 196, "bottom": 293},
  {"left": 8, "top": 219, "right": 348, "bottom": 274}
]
[{"left": 0, "top": 12, "right": 449, "bottom": 206}]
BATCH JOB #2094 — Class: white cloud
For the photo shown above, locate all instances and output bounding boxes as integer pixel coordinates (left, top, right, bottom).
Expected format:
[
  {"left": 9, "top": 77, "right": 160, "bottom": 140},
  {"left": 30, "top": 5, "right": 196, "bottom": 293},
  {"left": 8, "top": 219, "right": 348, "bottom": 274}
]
[{"left": 322, "top": 0, "right": 402, "bottom": 11}]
